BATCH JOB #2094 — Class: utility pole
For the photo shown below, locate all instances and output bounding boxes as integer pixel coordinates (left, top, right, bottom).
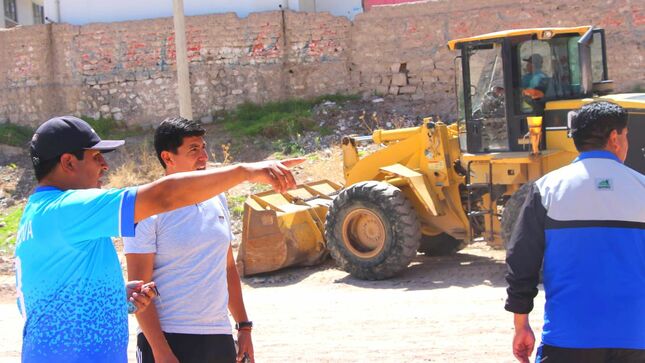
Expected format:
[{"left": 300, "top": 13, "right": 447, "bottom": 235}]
[{"left": 172, "top": 0, "right": 193, "bottom": 120}]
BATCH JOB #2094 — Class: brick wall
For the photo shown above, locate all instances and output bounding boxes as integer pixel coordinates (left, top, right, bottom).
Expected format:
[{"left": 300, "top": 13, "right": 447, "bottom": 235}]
[
  {"left": 0, "top": 11, "right": 352, "bottom": 126},
  {"left": 0, "top": 0, "right": 643, "bottom": 127}
]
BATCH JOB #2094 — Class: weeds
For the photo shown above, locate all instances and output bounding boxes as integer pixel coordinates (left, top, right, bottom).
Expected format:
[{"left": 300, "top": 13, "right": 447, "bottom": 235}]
[
  {"left": 219, "top": 94, "right": 357, "bottom": 157},
  {"left": 390, "top": 114, "right": 408, "bottom": 129},
  {"left": 227, "top": 195, "right": 247, "bottom": 220},
  {"left": 358, "top": 111, "right": 382, "bottom": 134},
  {"left": 272, "top": 138, "right": 306, "bottom": 156},
  {"left": 221, "top": 144, "right": 233, "bottom": 164},
  {"left": 106, "top": 140, "right": 163, "bottom": 188},
  {"left": 222, "top": 100, "right": 314, "bottom": 138},
  {"left": 0, "top": 123, "right": 34, "bottom": 147},
  {"left": 222, "top": 94, "right": 358, "bottom": 139},
  {"left": 0, "top": 205, "right": 24, "bottom": 252}
]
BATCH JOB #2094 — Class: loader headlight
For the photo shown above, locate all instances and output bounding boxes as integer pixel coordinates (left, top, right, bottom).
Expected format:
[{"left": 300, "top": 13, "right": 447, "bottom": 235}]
[{"left": 542, "top": 30, "right": 554, "bottom": 39}]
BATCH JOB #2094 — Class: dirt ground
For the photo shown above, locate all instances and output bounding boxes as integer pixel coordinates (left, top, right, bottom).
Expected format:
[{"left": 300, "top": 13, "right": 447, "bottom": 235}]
[
  {"left": 0, "top": 99, "right": 547, "bottom": 362},
  {"left": 0, "top": 243, "right": 546, "bottom": 363}
]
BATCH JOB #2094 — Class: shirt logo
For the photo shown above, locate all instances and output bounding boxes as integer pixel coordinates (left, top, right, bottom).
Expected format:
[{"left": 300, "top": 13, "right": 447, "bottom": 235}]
[
  {"left": 596, "top": 178, "right": 613, "bottom": 191},
  {"left": 16, "top": 220, "right": 33, "bottom": 247}
]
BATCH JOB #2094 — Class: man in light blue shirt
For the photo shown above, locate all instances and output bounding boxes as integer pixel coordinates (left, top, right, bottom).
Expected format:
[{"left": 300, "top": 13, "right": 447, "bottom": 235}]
[{"left": 15, "top": 116, "right": 303, "bottom": 362}]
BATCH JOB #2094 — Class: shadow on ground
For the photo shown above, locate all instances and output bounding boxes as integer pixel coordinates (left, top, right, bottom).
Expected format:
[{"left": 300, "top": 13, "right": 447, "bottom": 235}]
[
  {"left": 243, "top": 250, "right": 507, "bottom": 290},
  {"left": 336, "top": 252, "right": 507, "bottom": 290}
]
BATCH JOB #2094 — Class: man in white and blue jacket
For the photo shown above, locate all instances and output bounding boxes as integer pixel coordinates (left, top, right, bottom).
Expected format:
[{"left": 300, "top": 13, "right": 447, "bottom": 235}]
[{"left": 505, "top": 102, "right": 645, "bottom": 363}]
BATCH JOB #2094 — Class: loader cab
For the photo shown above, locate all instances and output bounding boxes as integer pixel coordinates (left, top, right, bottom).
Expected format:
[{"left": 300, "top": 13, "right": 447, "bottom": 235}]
[{"left": 451, "top": 27, "right": 609, "bottom": 153}]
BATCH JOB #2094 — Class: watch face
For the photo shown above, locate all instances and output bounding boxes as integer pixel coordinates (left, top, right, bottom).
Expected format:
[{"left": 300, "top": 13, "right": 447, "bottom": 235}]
[{"left": 236, "top": 321, "right": 253, "bottom": 329}]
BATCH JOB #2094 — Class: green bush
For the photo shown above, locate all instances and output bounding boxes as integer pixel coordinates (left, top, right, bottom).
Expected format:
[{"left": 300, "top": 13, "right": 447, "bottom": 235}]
[
  {"left": 227, "top": 195, "right": 248, "bottom": 220},
  {"left": 222, "top": 94, "right": 359, "bottom": 138},
  {"left": 0, "top": 205, "right": 24, "bottom": 252},
  {"left": 0, "top": 123, "right": 34, "bottom": 147},
  {"left": 222, "top": 100, "right": 313, "bottom": 137},
  {"left": 272, "top": 139, "right": 306, "bottom": 156}
]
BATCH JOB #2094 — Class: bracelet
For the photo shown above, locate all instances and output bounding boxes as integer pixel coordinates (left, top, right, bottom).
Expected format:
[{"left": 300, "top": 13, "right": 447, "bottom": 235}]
[{"left": 235, "top": 321, "right": 253, "bottom": 330}]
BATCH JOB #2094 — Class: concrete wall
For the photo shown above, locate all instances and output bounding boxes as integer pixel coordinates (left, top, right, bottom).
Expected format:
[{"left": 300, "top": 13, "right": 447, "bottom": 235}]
[
  {"left": 0, "top": 0, "right": 5, "bottom": 26},
  {"left": 45, "top": 0, "right": 362, "bottom": 24},
  {"left": 16, "top": 0, "right": 34, "bottom": 25},
  {"left": 3, "top": 0, "right": 40, "bottom": 28},
  {"left": 1, "top": 0, "right": 643, "bottom": 127},
  {"left": 47, "top": 0, "right": 288, "bottom": 24},
  {"left": 364, "top": 0, "right": 427, "bottom": 12},
  {"left": 303, "top": 0, "right": 363, "bottom": 20}
]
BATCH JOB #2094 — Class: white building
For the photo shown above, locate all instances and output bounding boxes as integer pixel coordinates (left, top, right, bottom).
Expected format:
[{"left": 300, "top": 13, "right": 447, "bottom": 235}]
[
  {"left": 2, "top": 0, "right": 44, "bottom": 28},
  {"left": 43, "top": 0, "right": 363, "bottom": 25}
]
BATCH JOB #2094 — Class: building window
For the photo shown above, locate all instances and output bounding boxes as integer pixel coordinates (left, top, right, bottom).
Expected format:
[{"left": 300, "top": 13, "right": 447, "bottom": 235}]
[
  {"left": 4, "top": 0, "right": 18, "bottom": 23},
  {"left": 33, "top": 3, "right": 44, "bottom": 24}
]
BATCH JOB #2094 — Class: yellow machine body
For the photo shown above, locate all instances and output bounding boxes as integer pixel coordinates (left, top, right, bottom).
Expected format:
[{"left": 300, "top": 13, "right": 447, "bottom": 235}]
[
  {"left": 237, "top": 25, "right": 645, "bottom": 276},
  {"left": 237, "top": 180, "right": 342, "bottom": 276},
  {"left": 341, "top": 119, "right": 579, "bottom": 248}
]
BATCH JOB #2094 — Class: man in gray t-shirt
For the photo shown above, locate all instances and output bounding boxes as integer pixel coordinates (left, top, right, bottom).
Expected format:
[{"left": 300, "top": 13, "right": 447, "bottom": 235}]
[{"left": 125, "top": 118, "right": 267, "bottom": 363}]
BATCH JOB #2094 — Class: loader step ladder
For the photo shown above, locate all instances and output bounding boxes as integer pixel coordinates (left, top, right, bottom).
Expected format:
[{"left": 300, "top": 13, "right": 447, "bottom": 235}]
[{"left": 465, "top": 161, "right": 495, "bottom": 243}]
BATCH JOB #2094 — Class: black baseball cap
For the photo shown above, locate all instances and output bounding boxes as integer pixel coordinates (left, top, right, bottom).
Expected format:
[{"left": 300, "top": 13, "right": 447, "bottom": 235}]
[
  {"left": 30, "top": 116, "right": 125, "bottom": 166},
  {"left": 522, "top": 53, "right": 543, "bottom": 68}
]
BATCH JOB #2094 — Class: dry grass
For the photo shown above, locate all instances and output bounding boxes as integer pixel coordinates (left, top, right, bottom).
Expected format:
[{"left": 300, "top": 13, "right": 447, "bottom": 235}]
[
  {"left": 105, "top": 141, "right": 163, "bottom": 188},
  {"left": 104, "top": 140, "right": 233, "bottom": 189}
]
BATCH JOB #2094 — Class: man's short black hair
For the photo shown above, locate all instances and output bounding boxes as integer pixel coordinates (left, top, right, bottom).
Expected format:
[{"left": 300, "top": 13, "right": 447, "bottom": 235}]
[
  {"left": 154, "top": 117, "right": 206, "bottom": 168},
  {"left": 32, "top": 150, "right": 85, "bottom": 182},
  {"left": 571, "top": 102, "right": 628, "bottom": 152}
]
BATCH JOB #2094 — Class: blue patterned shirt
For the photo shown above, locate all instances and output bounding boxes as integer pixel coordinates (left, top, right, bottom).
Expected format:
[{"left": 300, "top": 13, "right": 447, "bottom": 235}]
[{"left": 15, "top": 186, "right": 137, "bottom": 362}]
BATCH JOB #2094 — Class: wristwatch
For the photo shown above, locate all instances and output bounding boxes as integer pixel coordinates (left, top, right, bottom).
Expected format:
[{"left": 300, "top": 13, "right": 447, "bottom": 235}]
[{"left": 235, "top": 321, "right": 253, "bottom": 330}]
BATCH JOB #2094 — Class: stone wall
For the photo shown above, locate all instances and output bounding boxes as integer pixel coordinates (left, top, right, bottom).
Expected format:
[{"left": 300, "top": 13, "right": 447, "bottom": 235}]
[
  {"left": 0, "top": 0, "right": 643, "bottom": 127},
  {"left": 0, "top": 11, "right": 352, "bottom": 126}
]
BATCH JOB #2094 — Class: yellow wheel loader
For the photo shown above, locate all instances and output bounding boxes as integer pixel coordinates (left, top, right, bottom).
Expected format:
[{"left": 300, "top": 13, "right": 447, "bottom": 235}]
[{"left": 237, "top": 25, "right": 645, "bottom": 279}]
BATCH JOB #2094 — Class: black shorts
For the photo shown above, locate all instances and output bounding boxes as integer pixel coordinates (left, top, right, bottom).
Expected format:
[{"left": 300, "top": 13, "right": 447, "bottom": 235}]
[
  {"left": 536, "top": 344, "right": 645, "bottom": 363},
  {"left": 136, "top": 332, "right": 236, "bottom": 363}
]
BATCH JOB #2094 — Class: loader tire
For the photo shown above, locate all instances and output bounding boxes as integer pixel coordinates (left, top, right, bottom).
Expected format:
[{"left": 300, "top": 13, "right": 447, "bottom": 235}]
[
  {"left": 501, "top": 182, "right": 534, "bottom": 250},
  {"left": 325, "top": 181, "right": 421, "bottom": 280},
  {"left": 418, "top": 233, "right": 464, "bottom": 256}
]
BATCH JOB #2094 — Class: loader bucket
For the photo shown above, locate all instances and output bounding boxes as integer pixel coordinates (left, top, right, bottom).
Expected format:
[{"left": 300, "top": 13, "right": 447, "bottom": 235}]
[{"left": 236, "top": 179, "right": 342, "bottom": 276}]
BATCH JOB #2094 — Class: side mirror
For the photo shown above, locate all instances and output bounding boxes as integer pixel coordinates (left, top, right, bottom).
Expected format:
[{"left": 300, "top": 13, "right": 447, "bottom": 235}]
[
  {"left": 578, "top": 27, "right": 594, "bottom": 97},
  {"left": 567, "top": 110, "right": 577, "bottom": 138}
]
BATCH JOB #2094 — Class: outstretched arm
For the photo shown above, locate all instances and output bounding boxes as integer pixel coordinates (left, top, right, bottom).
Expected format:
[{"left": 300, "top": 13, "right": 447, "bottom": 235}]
[{"left": 134, "top": 158, "right": 304, "bottom": 223}]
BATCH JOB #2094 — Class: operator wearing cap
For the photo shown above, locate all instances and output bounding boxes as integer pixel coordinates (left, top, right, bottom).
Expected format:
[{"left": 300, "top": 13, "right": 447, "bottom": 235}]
[
  {"left": 505, "top": 102, "right": 645, "bottom": 363},
  {"left": 15, "top": 116, "right": 303, "bottom": 363},
  {"left": 521, "top": 53, "right": 548, "bottom": 92}
]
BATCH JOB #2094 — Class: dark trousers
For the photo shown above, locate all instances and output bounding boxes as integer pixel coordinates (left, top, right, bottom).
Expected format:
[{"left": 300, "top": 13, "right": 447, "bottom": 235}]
[
  {"left": 536, "top": 344, "right": 645, "bottom": 363},
  {"left": 137, "top": 332, "right": 236, "bottom": 363}
]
